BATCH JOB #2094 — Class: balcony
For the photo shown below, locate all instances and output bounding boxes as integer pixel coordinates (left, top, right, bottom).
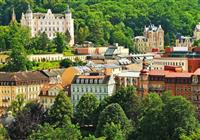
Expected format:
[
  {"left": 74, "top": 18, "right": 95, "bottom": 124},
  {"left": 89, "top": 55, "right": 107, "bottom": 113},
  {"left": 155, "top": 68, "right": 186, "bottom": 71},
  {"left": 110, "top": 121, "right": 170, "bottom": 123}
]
[
  {"left": 149, "top": 87, "right": 165, "bottom": 92},
  {"left": 191, "top": 90, "right": 200, "bottom": 94},
  {"left": 2, "top": 98, "right": 10, "bottom": 102}
]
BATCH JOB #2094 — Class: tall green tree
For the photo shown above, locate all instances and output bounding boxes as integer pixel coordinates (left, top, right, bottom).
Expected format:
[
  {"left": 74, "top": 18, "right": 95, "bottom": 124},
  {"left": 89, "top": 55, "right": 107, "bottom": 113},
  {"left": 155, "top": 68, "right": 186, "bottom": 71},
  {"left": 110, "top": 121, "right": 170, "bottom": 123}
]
[
  {"left": 6, "top": 38, "right": 30, "bottom": 72},
  {"left": 48, "top": 91, "right": 73, "bottom": 125},
  {"left": 96, "top": 103, "right": 133, "bottom": 138},
  {"left": 163, "top": 96, "right": 198, "bottom": 140},
  {"left": 7, "top": 102, "right": 45, "bottom": 140},
  {"left": 75, "top": 93, "right": 100, "bottom": 127},
  {"left": 8, "top": 94, "right": 25, "bottom": 116},
  {"left": 136, "top": 93, "right": 165, "bottom": 140},
  {"left": 54, "top": 32, "right": 67, "bottom": 53},
  {"left": 103, "top": 122, "right": 125, "bottom": 140},
  {"left": 97, "top": 86, "right": 143, "bottom": 126}
]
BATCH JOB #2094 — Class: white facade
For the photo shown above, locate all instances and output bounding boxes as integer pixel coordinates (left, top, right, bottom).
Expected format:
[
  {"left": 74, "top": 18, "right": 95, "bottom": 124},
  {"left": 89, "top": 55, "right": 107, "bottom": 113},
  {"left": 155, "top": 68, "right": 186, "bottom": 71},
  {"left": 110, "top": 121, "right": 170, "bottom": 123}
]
[
  {"left": 28, "top": 54, "right": 88, "bottom": 62},
  {"left": 40, "top": 85, "right": 63, "bottom": 109},
  {"left": 21, "top": 6, "right": 74, "bottom": 45},
  {"left": 152, "top": 57, "right": 188, "bottom": 71},
  {"left": 71, "top": 75, "right": 116, "bottom": 107},
  {"left": 194, "top": 22, "right": 200, "bottom": 40}
]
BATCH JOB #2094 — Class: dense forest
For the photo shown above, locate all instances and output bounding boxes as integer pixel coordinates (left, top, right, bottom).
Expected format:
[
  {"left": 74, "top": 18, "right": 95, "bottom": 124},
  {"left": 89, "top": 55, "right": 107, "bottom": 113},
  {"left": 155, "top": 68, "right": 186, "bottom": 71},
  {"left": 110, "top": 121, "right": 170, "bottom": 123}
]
[{"left": 0, "top": 0, "right": 200, "bottom": 47}]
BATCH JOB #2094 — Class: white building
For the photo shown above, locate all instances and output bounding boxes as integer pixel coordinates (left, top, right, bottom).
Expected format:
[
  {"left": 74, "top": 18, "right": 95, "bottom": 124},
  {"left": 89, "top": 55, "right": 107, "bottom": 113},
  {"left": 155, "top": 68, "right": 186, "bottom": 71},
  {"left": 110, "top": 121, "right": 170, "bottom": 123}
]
[
  {"left": 194, "top": 22, "right": 200, "bottom": 40},
  {"left": 21, "top": 5, "right": 74, "bottom": 45},
  {"left": 71, "top": 73, "right": 116, "bottom": 107}
]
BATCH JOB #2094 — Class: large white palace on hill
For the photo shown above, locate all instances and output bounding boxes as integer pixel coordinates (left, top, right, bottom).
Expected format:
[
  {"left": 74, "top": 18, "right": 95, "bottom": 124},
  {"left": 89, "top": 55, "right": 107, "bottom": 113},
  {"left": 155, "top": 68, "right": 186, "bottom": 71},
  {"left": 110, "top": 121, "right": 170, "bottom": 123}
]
[{"left": 20, "top": 5, "right": 74, "bottom": 45}]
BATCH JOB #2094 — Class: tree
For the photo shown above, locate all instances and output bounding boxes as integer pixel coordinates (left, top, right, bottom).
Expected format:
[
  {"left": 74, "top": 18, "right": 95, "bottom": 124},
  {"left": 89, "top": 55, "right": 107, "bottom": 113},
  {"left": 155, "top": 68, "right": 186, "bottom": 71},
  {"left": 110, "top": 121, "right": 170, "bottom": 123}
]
[
  {"left": 111, "top": 86, "right": 142, "bottom": 123},
  {"left": 75, "top": 93, "right": 100, "bottom": 127},
  {"left": 28, "top": 121, "right": 82, "bottom": 140},
  {"left": 54, "top": 33, "right": 67, "bottom": 53},
  {"left": 48, "top": 91, "right": 73, "bottom": 125},
  {"left": 7, "top": 102, "right": 45, "bottom": 140},
  {"left": 6, "top": 39, "right": 30, "bottom": 72},
  {"left": 60, "top": 58, "right": 73, "bottom": 68},
  {"left": 96, "top": 103, "right": 133, "bottom": 138},
  {"left": 136, "top": 93, "right": 199, "bottom": 140},
  {"left": 83, "top": 135, "right": 98, "bottom": 140},
  {"left": 97, "top": 86, "right": 143, "bottom": 126},
  {"left": 163, "top": 96, "right": 198, "bottom": 140},
  {"left": 0, "top": 125, "right": 9, "bottom": 140},
  {"left": 73, "top": 57, "right": 86, "bottom": 66},
  {"left": 7, "top": 22, "right": 31, "bottom": 50},
  {"left": 136, "top": 93, "right": 165, "bottom": 140},
  {"left": 103, "top": 122, "right": 125, "bottom": 140},
  {"left": 8, "top": 94, "right": 25, "bottom": 116},
  {"left": 28, "top": 32, "right": 55, "bottom": 53},
  {"left": 193, "top": 39, "right": 200, "bottom": 47},
  {"left": 76, "top": 26, "right": 90, "bottom": 44},
  {"left": 180, "top": 128, "right": 200, "bottom": 140}
]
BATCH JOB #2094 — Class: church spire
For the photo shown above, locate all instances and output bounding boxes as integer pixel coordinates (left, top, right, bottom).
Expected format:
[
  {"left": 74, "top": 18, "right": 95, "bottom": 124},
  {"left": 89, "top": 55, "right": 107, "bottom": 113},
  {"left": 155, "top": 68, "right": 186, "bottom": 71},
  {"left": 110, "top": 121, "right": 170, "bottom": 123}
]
[{"left": 11, "top": 8, "right": 16, "bottom": 22}]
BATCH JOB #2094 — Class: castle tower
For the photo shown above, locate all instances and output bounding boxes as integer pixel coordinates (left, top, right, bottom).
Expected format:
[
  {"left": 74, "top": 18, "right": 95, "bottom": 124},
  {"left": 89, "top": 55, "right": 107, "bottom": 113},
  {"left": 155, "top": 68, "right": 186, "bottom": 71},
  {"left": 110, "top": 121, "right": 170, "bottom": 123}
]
[
  {"left": 65, "top": 5, "right": 74, "bottom": 46},
  {"left": 11, "top": 8, "right": 16, "bottom": 22},
  {"left": 139, "top": 57, "right": 149, "bottom": 96},
  {"left": 194, "top": 22, "right": 200, "bottom": 40},
  {"left": 157, "top": 25, "right": 164, "bottom": 50},
  {"left": 22, "top": 4, "right": 34, "bottom": 36}
]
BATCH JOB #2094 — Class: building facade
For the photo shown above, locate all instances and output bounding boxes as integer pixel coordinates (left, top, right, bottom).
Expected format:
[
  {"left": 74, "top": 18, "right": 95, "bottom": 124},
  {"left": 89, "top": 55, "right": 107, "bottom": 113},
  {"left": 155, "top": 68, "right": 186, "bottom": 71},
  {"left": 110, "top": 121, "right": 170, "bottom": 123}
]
[
  {"left": 152, "top": 57, "right": 188, "bottom": 71},
  {"left": 71, "top": 73, "right": 116, "bottom": 107},
  {"left": 134, "top": 25, "right": 164, "bottom": 53},
  {"left": 134, "top": 36, "right": 149, "bottom": 53},
  {"left": 0, "top": 71, "right": 49, "bottom": 114},
  {"left": 21, "top": 5, "right": 74, "bottom": 45},
  {"left": 194, "top": 22, "right": 200, "bottom": 40},
  {"left": 115, "top": 71, "right": 140, "bottom": 88},
  {"left": 39, "top": 84, "right": 63, "bottom": 109},
  {"left": 176, "top": 36, "right": 193, "bottom": 48},
  {"left": 138, "top": 61, "right": 200, "bottom": 115}
]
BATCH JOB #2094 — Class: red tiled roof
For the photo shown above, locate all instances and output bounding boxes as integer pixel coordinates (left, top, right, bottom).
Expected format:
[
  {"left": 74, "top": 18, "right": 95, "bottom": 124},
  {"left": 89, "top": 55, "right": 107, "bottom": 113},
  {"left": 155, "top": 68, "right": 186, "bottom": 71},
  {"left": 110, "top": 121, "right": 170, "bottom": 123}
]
[
  {"left": 149, "top": 70, "right": 192, "bottom": 78},
  {"left": 149, "top": 70, "right": 167, "bottom": 76},
  {"left": 194, "top": 68, "right": 200, "bottom": 75},
  {"left": 165, "top": 72, "right": 192, "bottom": 78},
  {"left": 76, "top": 48, "right": 89, "bottom": 54}
]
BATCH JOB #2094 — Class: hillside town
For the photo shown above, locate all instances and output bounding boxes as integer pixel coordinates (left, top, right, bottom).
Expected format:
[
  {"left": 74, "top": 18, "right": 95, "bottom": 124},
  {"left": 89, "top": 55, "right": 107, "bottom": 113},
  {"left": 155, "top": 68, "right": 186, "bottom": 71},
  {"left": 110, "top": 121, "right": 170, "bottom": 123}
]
[{"left": 1, "top": 1, "right": 200, "bottom": 140}]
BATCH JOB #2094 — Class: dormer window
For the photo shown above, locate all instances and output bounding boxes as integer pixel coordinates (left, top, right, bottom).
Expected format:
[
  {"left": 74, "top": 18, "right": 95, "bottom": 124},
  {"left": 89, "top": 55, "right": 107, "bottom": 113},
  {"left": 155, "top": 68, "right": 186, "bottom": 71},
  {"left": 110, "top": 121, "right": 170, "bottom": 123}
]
[
  {"left": 94, "top": 79, "right": 97, "bottom": 84},
  {"left": 85, "top": 79, "right": 88, "bottom": 84},
  {"left": 81, "top": 79, "right": 84, "bottom": 84},
  {"left": 76, "top": 79, "right": 80, "bottom": 84},
  {"left": 99, "top": 79, "right": 103, "bottom": 84}
]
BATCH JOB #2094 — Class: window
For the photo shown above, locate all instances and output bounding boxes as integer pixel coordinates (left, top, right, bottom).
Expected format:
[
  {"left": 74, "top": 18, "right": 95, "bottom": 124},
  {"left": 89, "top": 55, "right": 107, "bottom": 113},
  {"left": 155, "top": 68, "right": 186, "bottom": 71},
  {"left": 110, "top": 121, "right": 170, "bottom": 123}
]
[{"left": 85, "top": 79, "right": 88, "bottom": 84}]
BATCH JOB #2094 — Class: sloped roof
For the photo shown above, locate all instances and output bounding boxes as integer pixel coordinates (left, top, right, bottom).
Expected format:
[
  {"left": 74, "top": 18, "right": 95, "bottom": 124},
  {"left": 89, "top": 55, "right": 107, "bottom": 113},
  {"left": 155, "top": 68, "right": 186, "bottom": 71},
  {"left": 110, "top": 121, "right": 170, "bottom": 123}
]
[
  {"left": 72, "top": 75, "right": 111, "bottom": 84},
  {"left": 0, "top": 71, "right": 48, "bottom": 82},
  {"left": 41, "top": 69, "right": 65, "bottom": 77},
  {"left": 149, "top": 70, "right": 192, "bottom": 78}
]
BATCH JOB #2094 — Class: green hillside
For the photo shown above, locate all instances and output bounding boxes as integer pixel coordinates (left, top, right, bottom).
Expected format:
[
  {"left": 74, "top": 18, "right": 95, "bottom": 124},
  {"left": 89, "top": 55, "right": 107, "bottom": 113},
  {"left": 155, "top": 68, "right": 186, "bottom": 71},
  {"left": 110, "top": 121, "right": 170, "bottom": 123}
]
[{"left": 0, "top": 0, "right": 200, "bottom": 47}]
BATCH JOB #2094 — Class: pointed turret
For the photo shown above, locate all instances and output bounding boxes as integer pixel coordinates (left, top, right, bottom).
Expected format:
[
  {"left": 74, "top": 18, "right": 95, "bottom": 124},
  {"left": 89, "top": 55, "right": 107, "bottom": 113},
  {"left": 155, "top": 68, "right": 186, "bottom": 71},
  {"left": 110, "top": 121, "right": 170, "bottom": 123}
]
[
  {"left": 26, "top": 4, "right": 32, "bottom": 13},
  {"left": 11, "top": 8, "right": 16, "bottom": 22},
  {"left": 66, "top": 5, "right": 71, "bottom": 14}
]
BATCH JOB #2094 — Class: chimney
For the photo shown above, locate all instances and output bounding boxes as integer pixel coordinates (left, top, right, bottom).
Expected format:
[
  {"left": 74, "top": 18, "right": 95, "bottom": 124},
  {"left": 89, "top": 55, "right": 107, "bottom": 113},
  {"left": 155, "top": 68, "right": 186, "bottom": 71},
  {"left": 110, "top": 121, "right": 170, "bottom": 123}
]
[{"left": 114, "top": 43, "right": 118, "bottom": 47}]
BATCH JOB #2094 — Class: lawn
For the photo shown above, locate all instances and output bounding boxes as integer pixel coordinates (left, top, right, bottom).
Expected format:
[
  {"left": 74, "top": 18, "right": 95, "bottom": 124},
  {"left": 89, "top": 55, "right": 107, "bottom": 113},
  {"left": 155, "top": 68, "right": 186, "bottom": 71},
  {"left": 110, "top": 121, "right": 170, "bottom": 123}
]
[{"left": 32, "top": 61, "right": 60, "bottom": 71}]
